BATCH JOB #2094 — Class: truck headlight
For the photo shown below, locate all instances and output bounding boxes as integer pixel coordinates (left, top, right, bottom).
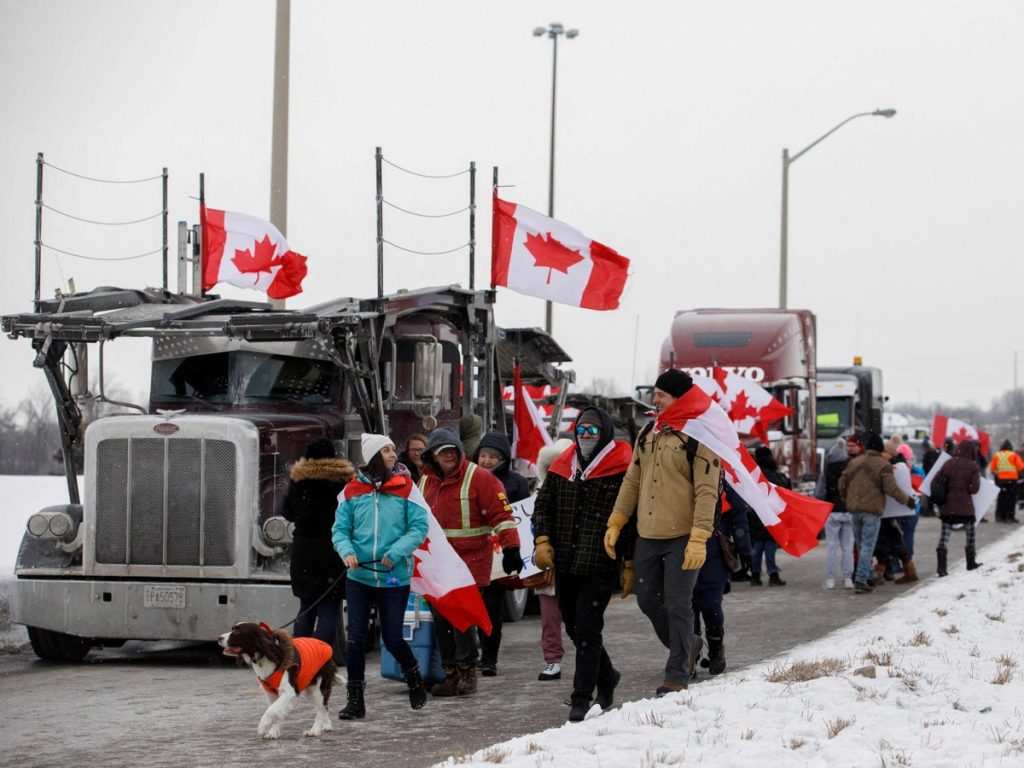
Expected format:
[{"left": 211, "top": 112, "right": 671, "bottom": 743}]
[
  {"left": 27, "top": 511, "right": 75, "bottom": 541},
  {"left": 262, "top": 516, "right": 293, "bottom": 544}
]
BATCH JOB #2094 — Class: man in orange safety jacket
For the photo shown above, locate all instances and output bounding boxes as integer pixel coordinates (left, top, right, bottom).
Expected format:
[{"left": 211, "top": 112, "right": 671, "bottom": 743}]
[{"left": 989, "top": 440, "right": 1024, "bottom": 523}]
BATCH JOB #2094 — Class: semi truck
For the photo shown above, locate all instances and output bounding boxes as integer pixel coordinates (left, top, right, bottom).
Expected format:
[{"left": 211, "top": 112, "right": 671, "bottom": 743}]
[{"left": 2, "top": 283, "right": 570, "bottom": 660}]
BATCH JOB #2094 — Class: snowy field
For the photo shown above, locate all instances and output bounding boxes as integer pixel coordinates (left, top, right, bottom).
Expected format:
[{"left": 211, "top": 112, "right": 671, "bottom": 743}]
[{"left": 442, "top": 529, "right": 1024, "bottom": 768}]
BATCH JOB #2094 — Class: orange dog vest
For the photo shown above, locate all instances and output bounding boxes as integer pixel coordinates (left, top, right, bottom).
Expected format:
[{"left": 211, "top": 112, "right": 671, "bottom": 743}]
[{"left": 259, "top": 637, "right": 334, "bottom": 695}]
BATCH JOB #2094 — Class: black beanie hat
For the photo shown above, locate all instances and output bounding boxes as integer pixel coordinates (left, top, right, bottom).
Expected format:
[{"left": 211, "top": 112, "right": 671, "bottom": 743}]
[
  {"left": 304, "top": 438, "right": 336, "bottom": 460},
  {"left": 865, "top": 432, "right": 885, "bottom": 453},
  {"left": 654, "top": 369, "right": 693, "bottom": 398}
]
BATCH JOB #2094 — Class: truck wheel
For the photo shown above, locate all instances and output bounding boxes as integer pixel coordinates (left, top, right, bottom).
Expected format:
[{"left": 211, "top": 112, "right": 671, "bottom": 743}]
[
  {"left": 502, "top": 588, "right": 528, "bottom": 622},
  {"left": 27, "top": 626, "right": 92, "bottom": 662}
]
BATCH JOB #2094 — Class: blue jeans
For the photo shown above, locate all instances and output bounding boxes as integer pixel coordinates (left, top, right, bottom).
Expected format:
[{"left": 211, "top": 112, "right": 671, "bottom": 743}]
[
  {"left": 824, "top": 512, "right": 854, "bottom": 580},
  {"left": 851, "top": 512, "right": 882, "bottom": 583},
  {"left": 293, "top": 596, "right": 342, "bottom": 647},
  {"left": 898, "top": 513, "right": 919, "bottom": 559},
  {"left": 750, "top": 540, "right": 780, "bottom": 575},
  {"left": 345, "top": 579, "right": 416, "bottom": 683}
]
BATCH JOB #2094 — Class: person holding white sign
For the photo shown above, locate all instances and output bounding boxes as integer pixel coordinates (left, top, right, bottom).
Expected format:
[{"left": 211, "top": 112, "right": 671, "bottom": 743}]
[{"left": 932, "top": 440, "right": 983, "bottom": 576}]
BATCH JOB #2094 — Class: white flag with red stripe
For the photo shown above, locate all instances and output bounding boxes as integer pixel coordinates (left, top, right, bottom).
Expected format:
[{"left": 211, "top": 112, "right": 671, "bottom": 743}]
[
  {"left": 409, "top": 484, "right": 493, "bottom": 635},
  {"left": 931, "top": 414, "right": 990, "bottom": 457},
  {"left": 690, "top": 367, "right": 794, "bottom": 442},
  {"left": 491, "top": 196, "right": 630, "bottom": 310},
  {"left": 201, "top": 205, "right": 307, "bottom": 299},
  {"left": 655, "top": 385, "right": 831, "bottom": 556},
  {"left": 512, "top": 364, "right": 553, "bottom": 467}
]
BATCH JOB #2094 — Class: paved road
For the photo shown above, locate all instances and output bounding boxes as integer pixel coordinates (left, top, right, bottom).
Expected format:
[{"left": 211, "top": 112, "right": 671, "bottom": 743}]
[{"left": 0, "top": 515, "right": 1015, "bottom": 768}]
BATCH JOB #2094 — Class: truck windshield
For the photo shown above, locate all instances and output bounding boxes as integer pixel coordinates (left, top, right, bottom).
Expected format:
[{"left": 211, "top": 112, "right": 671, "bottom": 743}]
[
  {"left": 816, "top": 397, "right": 853, "bottom": 439},
  {"left": 152, "top": 352, "right": 340, "bottom": 405}
]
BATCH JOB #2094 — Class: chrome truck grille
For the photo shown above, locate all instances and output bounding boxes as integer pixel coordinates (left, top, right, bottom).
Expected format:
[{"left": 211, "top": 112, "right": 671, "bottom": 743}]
[{"left": 93, "top": 437, "right": 236, "bottom": 566}]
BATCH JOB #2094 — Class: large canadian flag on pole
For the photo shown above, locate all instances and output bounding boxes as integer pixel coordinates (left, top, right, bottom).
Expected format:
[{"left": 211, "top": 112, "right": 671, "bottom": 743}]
[
  {"left": 931, "top": 414, "right": 990, "bottom": 457},
  {"left": 201, "top": 205, "right": 308, "bottom": 299},
  {"left": 655, "top": 385, "right": 832, "bottom": 556},
  {"left": 512, "top": 363, "right": 553, "bottom": 467},
  {"left": 491, "top": 196, "right": 630, "bottom": 310},
  {"left": 690, "top": 367, "right": 794, "bottom": 443}
]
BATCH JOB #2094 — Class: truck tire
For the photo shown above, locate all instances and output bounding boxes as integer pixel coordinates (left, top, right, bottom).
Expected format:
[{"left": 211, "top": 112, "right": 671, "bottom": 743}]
[
  {"left": 502, "top": 588, "right": 528, "bottom": 622},
  {"left": 27, "top": 626, "right": 92, "bottom": 662}
]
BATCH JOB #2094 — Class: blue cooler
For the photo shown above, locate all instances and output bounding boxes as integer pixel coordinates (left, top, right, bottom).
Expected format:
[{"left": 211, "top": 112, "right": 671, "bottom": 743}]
[{"left": 379, "top": 593, "right": 446, "bottom": 684}]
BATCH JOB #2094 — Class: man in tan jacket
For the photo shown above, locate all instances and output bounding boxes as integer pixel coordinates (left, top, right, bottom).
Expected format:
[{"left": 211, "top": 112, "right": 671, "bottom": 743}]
[
  {"left": 604, "top": 369, "right": 721, "bottom": 696},
  {"left": 839, "top": 432, "right": 915, "bottom": 594}
]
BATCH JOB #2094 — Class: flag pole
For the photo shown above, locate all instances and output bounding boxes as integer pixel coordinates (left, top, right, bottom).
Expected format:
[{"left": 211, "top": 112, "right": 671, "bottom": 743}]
[
  {"left": 198, "top": 173, "right": 206, "bottom": 297},
  {"left": 376, "top": 146, "right": 384, "bottom": 300},
  {"left": 468, "top": 161, "right": 476, "bottom": 290},
  {"left": 490, "top": 166, "right": 499, "bottom": 289}
]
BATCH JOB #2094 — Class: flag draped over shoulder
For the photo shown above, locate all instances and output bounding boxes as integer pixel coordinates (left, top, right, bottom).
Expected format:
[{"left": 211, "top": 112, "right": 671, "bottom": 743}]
[
  {"left": 406, "top": 482, "right": 493, "bottom": 635},
  {"left": 655, "top": 386, "right": 831, "bottom": 557},
  {"left": 491, "top": 196, "right": 629, "bottom": 310},
  {"left": 512, "top": 363, "right": 553, "bottom": 467},
  {"left": 931, "top": 413, "right": 990, "bottom": 457},
  {"left": 201, "top": 205, "right": 308, "bottom": 299},
  {"left": 690, "top": 367, "right": 794, "bottom": 443}
]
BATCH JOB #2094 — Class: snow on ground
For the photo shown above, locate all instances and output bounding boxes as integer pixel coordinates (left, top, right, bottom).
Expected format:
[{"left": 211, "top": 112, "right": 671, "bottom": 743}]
[{"left": 440, "top": 527, "right": 1024, "bottom": 768}]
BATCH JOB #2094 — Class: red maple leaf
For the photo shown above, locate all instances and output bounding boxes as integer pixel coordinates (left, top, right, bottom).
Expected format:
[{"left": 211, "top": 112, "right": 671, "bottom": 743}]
[
  {"left": 728, "top": 390, "right": 759, "bottom": 423},
  {"left": 951, "top": 426, "right": 972, "bottom": 443},
  {"left": 231, "top": 235, "right": 283, "bottom": 281},
  {"left": 523, "top": 231, "right": 584, "bottom": 284}
]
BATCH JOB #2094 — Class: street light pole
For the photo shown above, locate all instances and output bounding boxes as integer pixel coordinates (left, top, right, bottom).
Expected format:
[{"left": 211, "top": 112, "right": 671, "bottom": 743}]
[
  {"left": 533, "top": 22, "right": 578, "bottom": 334},
  {"left": 778, "top": 108, "right": 896, "bottom": 309}
]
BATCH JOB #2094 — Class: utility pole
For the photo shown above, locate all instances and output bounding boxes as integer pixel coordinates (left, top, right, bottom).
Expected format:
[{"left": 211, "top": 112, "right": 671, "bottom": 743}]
[{"left": 269, "top": 0, "right": 290, "bottom": 310}]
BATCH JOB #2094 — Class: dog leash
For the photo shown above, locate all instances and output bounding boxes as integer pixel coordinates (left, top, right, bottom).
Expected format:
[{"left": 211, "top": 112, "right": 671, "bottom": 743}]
[{"left": 274, "top": 559, "right": 390, "bottom": 632}]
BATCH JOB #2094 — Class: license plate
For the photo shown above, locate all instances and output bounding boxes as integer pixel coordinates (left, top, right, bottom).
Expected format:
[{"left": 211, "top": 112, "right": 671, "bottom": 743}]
[{"left": 143, "top": 585, "right": 186, "bottom": 609}]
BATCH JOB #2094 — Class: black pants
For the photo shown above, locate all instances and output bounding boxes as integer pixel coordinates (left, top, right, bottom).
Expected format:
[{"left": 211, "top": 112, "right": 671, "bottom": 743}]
[
  {"left": 480, "top": 582, "right": 506, "bottom": 664},
  {"left": 995, "top": 480, "right": 1018, "bottom": 521},
  {"left": 430, "top": 588, "right": 481, "bottom": 666},
  {"left": 556, "top": 570, "right": 617, "bottom": 704}
]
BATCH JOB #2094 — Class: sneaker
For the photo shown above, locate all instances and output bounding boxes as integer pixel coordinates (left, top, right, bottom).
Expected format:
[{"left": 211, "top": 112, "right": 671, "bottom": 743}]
[
  {"left": 538, "top": 662, "right": 561, "bottom": 681},
  {"left": 843, "top": 578, "right": 855, "bottom": 589},
  {"left": 853, "top": 581, "right": 874, "bottom": 594},
  {"left": 825, "top": 578, "right": 836, "bottom": 589}
]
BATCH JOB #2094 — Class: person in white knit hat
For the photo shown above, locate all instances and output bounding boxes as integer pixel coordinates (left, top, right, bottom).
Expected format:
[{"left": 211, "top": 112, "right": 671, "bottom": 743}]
[{"left": 331, "top": 433, "right": 429, "bottom": 720}]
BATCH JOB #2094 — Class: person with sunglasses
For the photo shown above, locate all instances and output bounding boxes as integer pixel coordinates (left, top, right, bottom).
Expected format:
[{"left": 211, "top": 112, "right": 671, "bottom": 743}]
[{"left": 532, "top": 407, "right": 635, "bottom": 723}]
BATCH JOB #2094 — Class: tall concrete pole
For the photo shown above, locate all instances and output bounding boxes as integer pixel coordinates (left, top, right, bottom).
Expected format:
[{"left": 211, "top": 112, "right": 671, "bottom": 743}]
[{"left": 269, "top": 0, "right": 290, "bottom": 310}]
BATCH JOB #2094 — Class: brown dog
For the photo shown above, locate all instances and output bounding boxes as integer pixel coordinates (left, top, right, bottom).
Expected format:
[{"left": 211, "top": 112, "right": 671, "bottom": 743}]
[{"left": 219, "top": 621, "right": 343, "bottom": 739}]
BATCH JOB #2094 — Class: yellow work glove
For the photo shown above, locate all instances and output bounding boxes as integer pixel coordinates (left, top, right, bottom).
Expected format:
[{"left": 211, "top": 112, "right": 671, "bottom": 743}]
[
  {"left": 533, "top": 535, "right": 555, "bottom": 570},
  {"left": 682, "top": 528, "right": 712, "bottom": 571},
  {"left": 620, "top": 560, "right": 635, "bottom": 599},
  {"left": 604, "top": 512, "right": 630, "bottom": 559}
]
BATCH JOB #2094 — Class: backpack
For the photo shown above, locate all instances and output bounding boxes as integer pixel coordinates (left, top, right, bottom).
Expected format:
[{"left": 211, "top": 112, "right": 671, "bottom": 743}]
[{"left": 929, "top": 472, "right": 949, "bottom": 507}]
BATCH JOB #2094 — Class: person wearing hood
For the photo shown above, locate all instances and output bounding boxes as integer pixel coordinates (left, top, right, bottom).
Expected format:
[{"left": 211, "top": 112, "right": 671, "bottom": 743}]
[
  {"left": 605, "top": 369, "right": 721, "bottom": 699},
  {"left": 839, "top": 432, "right": 916, "bottom": 593},
  {"left": 932, "top": 439, "right": 983, "bottom": 576},
  {"left": 282, "top": 438, "right": 356, "bottom": 647},
  {"left": 418, "top": 426, "right": 521, "bottom": 697},
  {"left": 989, "top": 439, "right": 1023, "bottom": 523},
  {"left": 474, "top": 431, "right": 531, "bottom": 677},
  {"left": 814, "top": 435, "right": 858, "bottom": 589},
  {"left": 533, "top": 407, "right": 635, "bottom": 722},
  {"left": 331, "top": 434, "right": 430, "bottom": 720}
]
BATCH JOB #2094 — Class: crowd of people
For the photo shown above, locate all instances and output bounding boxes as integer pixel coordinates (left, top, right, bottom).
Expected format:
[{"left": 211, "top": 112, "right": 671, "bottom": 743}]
[{"left": 281, "top": 379, "right": 1015, "bottom": 723}]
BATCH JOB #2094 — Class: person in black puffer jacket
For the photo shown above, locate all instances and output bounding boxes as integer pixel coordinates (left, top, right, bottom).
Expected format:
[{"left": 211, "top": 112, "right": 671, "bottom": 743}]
[
  {"left": 282, "top": 438, "right": 355, "bottom": 648},
  {"left": 474, "top": 431, "right": 530, "bottom": 678}
]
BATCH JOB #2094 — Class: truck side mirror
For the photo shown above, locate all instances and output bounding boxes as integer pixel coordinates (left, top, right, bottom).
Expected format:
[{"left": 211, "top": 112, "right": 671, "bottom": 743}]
[{"left": 413, "top": 341, "right": 443, "bottom": 400}]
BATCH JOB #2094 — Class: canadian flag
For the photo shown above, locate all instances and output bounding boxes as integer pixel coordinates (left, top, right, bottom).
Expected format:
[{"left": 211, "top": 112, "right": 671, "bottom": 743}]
[
  {"left": 491, "top": 196, "right": 630, "bottom": 310},
  {"left": 932, "top": 414, "right": 990, "bottom": 457},
  {"left": 201, "top": 206, "right": 308, "bottom": 299},
  {"left": 512, "top": 363, "right": 553, "bottom": 467},
  {"left": 655, "top": 386, "right": 832, "bottom": 556},
  {"left": 690, "top": 367, "right": 794, "bottom": 443}
]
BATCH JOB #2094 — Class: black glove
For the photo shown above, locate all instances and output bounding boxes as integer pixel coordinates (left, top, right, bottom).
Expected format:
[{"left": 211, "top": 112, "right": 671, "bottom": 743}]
[
  {"left": 906, "top": 497, "right": 917, "bottom": 509},
  {"left": 501, "top": 547, "right": 522, "bottom": 575}
]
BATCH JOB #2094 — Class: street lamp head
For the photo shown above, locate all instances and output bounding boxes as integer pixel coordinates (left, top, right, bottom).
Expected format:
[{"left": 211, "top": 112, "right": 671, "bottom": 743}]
[
  {"left": 532, "top": 26, "right": 546, "bottom": 37},
  {"left": 874, "top": 108, "right": 897, "bottom": 118},
  {"left": 549, "top": 22, "right": 564, "bottom": 34},
  {"left": 566, "top": 29, "right": 579, "bottom": 38}
]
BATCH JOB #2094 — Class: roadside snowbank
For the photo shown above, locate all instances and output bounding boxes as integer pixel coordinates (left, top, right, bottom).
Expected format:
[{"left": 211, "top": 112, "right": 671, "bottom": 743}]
[{"left": 440, "top": 526, "right": 1024, "bottom": 768}]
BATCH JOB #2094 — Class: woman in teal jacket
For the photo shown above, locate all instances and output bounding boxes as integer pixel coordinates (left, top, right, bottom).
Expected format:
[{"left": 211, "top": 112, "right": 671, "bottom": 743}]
[{"left": 332, "top": 433, "right": 429, "bottom": 720}]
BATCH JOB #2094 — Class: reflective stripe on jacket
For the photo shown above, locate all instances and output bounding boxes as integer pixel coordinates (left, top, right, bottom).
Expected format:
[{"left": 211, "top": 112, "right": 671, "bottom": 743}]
[{"left": 990, "top": 450, "right": 1024, "bottom": 480}]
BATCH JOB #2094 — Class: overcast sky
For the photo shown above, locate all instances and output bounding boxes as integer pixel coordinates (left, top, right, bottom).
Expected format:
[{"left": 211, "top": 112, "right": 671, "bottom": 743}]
[{"left": 1, "top": 0, "right": 1021, "bottom": 413}]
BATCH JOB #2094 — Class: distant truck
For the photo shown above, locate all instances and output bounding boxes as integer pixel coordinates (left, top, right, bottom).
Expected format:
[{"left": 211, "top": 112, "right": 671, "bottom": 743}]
[
  {"left": 660, "top": 308, "right": 817, "bottom": 485},
  {"left": 2, "top": 284, "right": 570, "bottom": 660},
  {"left": 816, "top": 361, "right": 885, "bottom": 442}
]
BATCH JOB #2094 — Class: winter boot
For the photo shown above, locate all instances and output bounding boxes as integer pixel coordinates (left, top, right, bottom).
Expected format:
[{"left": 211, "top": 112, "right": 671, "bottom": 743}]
[
  {"left": 456, "top": 661, "right": 477, "bottom": 696},
  {"left": 404, "top": 665, "right": 427, "bottom": 710},
  {"left": 749, "top": 573, "right": 763, "bottom": 586},
  {"left": 966, "top": 547, "right": 983, "bottom": 571},
  {"left": 768, "top": 572, "right": 787, "bottom": 587},
  {"left": 338, "top": 681, "right": 365, "bottom": 720},
  {"left": 595, "top": 668, "right": 621, "bottom": 710},
  {"left": 936, "top": 547, "right": 948, "bottom": 577},
  {"left": 431, "top": 666, "right": 460, "bottom": 697},
  {"left": 706, "top": 633, "right": 726, "bottom": 675},
  {"left": 894, "top": 558, "right": 918, "bottom": 584},
  {"left": 568, "top": 694, "right": 591, "bottom": 723}
]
